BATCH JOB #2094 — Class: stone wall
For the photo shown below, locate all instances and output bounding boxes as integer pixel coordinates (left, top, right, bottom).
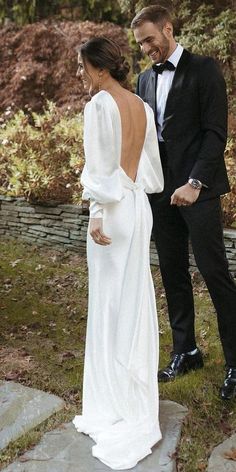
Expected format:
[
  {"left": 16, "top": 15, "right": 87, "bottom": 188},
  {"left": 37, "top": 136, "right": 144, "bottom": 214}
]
[
  {"left": 0, "top": 196, "right": 236, "bottom": 274},
  {"left": 0, "top": 196, "right": 87, "bottom": 253}
]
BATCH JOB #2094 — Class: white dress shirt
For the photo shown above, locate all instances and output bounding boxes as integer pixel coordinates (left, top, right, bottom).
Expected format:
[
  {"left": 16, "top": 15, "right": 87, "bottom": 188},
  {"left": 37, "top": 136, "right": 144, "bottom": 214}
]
[{"left": 156, "top": 44, "right": 183, "bottom": 141}]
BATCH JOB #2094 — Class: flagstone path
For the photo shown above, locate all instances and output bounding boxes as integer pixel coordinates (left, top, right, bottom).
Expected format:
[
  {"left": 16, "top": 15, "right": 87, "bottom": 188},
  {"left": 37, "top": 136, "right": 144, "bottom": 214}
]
[
  {"left": 0, "top": 381, "right": 64, "bottom": 451},
  {"left": 3, "top": 381, "right": 234, "bottom": 472},
  {"left": 0, "top": 383, "right": 188, "bottom": 472}
]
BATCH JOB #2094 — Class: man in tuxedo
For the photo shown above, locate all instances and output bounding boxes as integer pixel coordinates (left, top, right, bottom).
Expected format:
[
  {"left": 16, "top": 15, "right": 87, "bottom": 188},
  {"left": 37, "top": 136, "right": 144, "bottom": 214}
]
[{"left": 131, "top": 4, "right": 236, "bottom": 400}]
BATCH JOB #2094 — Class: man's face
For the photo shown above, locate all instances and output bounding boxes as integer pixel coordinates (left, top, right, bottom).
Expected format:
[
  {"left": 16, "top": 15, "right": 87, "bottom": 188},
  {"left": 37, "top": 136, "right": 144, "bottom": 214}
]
[{"left": 134, "top": 21, "right": 171, "bottom": 64}]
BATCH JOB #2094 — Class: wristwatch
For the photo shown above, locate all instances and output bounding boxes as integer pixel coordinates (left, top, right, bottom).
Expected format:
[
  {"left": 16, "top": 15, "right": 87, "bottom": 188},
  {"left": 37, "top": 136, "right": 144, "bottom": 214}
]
[{"left": 188, "top": 178, "right": 202, "bottom": 190}]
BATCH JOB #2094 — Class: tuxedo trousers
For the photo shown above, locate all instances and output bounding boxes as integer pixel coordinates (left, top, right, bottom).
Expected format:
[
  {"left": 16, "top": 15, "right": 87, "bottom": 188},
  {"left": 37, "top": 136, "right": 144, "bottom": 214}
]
[{"left": 151, "top": 143, "right": 236, "bottom": 367}]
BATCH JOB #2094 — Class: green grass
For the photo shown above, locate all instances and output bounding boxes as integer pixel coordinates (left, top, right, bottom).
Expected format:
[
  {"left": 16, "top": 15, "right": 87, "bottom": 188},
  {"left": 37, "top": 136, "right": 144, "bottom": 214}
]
[{"left": 0, "top": 239, "right": 235, "bottom": 472}]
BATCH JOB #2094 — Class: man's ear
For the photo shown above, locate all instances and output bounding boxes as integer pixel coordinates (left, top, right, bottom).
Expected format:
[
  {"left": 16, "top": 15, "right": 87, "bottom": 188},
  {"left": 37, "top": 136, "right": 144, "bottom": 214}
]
[{"left": 163, "top": 21, "right": 173, "bottom": 38}]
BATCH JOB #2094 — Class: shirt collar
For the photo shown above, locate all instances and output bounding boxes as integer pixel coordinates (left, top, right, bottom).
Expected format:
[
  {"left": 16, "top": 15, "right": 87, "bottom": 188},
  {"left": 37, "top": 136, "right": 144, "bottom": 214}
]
[{"left": 167, "top": 43, "right": 183, "bottom": 68}]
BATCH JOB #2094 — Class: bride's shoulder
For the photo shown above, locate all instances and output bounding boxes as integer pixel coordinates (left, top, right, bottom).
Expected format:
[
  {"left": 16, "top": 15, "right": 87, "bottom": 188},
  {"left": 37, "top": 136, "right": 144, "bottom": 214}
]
[
  {"left": 89, "top": 90, "right": 110, "bottom": 105},
  {"left": 85, "top": 91, "right": 110, "bottom": 113}
]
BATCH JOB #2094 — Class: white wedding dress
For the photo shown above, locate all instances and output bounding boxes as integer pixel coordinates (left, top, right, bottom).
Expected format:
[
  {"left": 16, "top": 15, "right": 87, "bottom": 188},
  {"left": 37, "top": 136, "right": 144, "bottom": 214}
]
[{"left": 73, "top": 90, "right": 164, "bottom": 470}]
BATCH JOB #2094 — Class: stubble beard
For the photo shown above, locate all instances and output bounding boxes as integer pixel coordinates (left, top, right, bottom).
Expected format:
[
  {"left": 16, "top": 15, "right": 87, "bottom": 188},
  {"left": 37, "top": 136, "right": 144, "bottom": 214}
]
[{"left": 151, "top": 35, "right": 170, "bottom": 64}]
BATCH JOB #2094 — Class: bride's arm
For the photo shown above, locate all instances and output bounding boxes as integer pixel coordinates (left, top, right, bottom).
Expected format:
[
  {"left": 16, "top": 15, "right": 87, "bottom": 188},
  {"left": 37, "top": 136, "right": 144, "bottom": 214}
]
[
  {"left": 81, "top": 95, "right": 123, "bottom": 204},
  {"left": 81, "top": 94, "right": 123, "bottom": 245}
]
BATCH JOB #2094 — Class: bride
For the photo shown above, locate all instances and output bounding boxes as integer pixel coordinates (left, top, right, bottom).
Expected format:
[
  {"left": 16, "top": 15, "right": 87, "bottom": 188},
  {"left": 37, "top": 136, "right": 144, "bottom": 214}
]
[{"left": 73, "top": 36, "right": 164, "bottom": 470}]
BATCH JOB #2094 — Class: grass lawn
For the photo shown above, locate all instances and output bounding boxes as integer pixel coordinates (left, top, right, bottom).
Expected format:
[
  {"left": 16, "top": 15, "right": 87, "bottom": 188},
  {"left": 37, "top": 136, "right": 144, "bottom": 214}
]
[{"left": 0, "top": 239, "right": 235, "bottom": 472}]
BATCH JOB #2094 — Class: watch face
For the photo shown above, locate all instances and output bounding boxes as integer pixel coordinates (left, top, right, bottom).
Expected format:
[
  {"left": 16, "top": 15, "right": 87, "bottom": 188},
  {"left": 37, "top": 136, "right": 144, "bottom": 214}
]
[{"left": 189, "top": 179, "right": 202, "bottom": 189}]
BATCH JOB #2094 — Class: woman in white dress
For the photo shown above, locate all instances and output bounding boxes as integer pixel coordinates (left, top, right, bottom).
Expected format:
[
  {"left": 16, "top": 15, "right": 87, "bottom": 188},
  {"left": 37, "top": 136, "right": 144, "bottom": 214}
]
[{"left": 73, "top": 37, "right": 164, "bottom": 470}]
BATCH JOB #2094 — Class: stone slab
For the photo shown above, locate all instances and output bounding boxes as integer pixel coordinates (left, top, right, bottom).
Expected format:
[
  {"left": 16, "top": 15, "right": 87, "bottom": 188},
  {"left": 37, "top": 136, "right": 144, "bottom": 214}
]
[
  {"left": 0, "top": 381, "right": 64, "bottom": 451},
  {"left": 207, "top": 433, "right": 236, "bottom": 472},
  {"left": 1, "top": 400, "right": 187, "bottom": 472}
]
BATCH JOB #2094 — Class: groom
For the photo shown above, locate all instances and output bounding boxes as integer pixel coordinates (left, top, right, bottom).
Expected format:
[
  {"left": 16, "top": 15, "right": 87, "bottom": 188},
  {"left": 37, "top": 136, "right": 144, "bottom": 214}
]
[{"left": 131, "top": 4, "right": 236, "bottom": 400}]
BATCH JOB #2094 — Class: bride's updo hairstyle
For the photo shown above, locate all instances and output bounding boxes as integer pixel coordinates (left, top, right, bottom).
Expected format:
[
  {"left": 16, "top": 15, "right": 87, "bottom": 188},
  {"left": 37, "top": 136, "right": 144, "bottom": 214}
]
[{"left": 80, "top": 37, "right": 130, "bottom": 83}]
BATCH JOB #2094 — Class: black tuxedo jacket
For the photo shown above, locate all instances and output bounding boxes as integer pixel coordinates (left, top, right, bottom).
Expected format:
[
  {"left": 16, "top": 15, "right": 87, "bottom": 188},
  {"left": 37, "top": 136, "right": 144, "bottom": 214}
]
[{"left": 136, "top": 49, "right": 230, "bottom": 200}]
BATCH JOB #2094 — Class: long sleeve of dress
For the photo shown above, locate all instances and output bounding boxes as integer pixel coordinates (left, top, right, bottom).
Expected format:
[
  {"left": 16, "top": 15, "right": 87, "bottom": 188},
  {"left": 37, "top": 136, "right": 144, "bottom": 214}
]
[{"left": 81, "top": 94, "right": 124, "bottom": 218}]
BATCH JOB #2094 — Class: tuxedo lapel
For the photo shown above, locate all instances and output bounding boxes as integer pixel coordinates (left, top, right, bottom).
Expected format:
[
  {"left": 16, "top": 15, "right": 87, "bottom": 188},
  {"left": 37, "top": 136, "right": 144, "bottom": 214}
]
[
  {"left": 163, "top": 49, "right": 192, "bottom": 126},
  {"left": 145, "top": 69, "right": 157, "bottom": 119}
]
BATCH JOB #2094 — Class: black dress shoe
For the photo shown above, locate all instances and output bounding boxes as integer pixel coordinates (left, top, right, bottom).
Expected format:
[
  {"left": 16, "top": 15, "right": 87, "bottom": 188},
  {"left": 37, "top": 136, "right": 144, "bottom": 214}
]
[
  {"left": 158, "top": 349, "right": 204, "bottom": 382},
  {"left": 220, "top": 367, "right": 236, "bottom": 400}
]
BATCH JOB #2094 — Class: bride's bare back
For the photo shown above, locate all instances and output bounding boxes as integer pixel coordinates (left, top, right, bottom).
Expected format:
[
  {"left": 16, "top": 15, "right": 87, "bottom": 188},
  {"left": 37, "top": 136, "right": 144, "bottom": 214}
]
[{"left": 110, "top": 89, "right": 147, "bottom": 182}]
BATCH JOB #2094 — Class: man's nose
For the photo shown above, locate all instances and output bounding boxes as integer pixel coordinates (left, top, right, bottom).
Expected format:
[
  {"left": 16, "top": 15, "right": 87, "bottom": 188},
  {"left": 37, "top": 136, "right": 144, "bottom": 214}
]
[{"left": 141, "top": 43, "right": 150, "bottom": 55}]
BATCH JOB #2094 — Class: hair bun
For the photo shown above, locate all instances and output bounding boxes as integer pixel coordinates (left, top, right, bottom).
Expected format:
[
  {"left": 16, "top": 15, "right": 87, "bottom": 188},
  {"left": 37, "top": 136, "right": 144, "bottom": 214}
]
[
  {"left": 80, "top": 37, "right": 130, "bottom": 84},
  {"left": 112, "top": 56, "right": 130, "bottom": 82}
]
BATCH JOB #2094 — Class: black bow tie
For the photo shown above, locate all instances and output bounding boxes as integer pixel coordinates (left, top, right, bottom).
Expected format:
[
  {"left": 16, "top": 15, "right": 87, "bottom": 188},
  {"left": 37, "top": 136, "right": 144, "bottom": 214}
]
[{"left": 152, "top": 61, "right": 176, "bottom": 74}]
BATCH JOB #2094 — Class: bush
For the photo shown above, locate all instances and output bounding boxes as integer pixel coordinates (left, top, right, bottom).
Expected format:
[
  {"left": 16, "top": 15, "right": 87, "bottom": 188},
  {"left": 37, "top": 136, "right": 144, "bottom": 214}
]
[
  {"left": 222, "top": 134, "right": 236, "bottom": 228},
  {"left": 0, "top": 102, "right": 84, "bottom": 204},
  {"left": 177, "top": 5, "right": 236, "bottom": 95},
  {"left": 0, "top": 0, "right": 125, "bottom": 25},
  {"left": 0, "top": 20, "right": 130, "bottom": 114}
]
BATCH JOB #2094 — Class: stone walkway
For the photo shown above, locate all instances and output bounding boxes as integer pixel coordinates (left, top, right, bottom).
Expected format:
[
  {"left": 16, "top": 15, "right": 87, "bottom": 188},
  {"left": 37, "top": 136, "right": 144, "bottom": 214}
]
[
  {"left": 1, "top": 381, "right": 235, "bottom": 471},
  {"left": 0, "top": 381, "right": 188, "bottom": 472},
  {"left": 207, "top": 433, "right": 236, "bottom": 472},
  {"left": 0, "top": 381, "right": 64, "bottom": 451}
]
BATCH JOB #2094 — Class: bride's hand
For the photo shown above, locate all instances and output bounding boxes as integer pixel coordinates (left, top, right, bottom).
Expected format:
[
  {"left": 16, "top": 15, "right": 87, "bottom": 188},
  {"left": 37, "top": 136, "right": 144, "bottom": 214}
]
[{"left": 89, "top": 218, "right": 112, "bottom": 245}]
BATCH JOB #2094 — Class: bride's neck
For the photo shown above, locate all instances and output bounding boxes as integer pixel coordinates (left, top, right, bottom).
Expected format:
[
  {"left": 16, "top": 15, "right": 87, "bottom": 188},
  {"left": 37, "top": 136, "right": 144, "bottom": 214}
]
[{"left": 100, "top": 76, "right": 122, "bottom": 94}]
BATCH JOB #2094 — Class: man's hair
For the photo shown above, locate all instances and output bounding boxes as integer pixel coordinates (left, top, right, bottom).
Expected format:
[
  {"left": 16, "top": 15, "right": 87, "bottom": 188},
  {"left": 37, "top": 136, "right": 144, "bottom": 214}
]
[{"left": 131, "top": 4, "right": 172, "bottom": 30}]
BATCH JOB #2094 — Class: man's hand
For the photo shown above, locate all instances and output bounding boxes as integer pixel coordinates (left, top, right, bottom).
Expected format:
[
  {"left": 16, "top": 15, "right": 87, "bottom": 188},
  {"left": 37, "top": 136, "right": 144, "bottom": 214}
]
[
  {"left": 89, "top": 218, "right": 112, "bottom": 245},
  {"left": 171, "top": 183, "right": 201, "bottom": 206}
]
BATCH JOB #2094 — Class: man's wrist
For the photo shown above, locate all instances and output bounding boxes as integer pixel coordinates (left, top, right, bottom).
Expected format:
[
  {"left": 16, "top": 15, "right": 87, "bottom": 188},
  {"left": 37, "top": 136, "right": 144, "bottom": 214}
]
[{"left": 188, "top": 178, "right": 203, "bottom": 190}]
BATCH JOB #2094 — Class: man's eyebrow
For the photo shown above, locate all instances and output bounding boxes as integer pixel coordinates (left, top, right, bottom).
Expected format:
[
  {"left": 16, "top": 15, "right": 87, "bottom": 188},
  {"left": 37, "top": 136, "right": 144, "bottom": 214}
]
[{"left": 138, "top": 35, "right": 153, "bottom": 45}]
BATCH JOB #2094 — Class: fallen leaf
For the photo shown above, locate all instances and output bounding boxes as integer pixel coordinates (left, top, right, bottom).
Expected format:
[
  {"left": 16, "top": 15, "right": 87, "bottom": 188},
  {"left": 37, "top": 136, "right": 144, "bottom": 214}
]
[
  {"left": 197, "top": 463, "right": 207, "bottom": 471},
  {"left": 60, "top": 351, "right": 76, "bottom": 360},
  {"left": 5, "top": 371, "right": 21, "bottom": 381},
  {"left": 220, "top": 420, "right": 233, "bottom": 435},
  {"left": 223, "top": 447, "right": 236, "bottom": 461},
  {"left": 57, "top": 424, "right": 67, "bottom": 430},
  {"left": 10, "top": 259, "right": 22, "bottom": 267},
  {"left": 19, "top": 456, "right": 31, "bottom": 463},
  {"left": 35, "top": 264, "right": 45, "bottom": 271}
]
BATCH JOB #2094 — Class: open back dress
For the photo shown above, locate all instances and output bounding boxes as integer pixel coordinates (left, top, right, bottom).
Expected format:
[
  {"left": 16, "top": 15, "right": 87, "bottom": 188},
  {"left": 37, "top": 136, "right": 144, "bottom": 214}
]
[{"left": 73, "top": 90, "right": 164, "bottom": 470}]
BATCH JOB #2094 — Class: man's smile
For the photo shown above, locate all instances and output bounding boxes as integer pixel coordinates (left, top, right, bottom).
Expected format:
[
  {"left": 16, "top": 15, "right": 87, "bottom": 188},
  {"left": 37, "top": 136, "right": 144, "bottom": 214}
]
[{"left": 149, "top": 50, "right": 160, "bottom": 61}]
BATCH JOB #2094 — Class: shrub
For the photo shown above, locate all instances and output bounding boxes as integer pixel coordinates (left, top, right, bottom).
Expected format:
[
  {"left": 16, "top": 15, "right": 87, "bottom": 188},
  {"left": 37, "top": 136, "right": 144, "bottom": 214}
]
[
  {"left": 222, "top": 133, "right": 236, "bottom": 228},
  {"left": 0, "top": 102, "right": 84, "bottom": 204},
  {"left": 0, "top": 21, "right": 130, "bottom": 114},
  {"left": 178, "top": 5, "right": 236, "bottom": 95}
]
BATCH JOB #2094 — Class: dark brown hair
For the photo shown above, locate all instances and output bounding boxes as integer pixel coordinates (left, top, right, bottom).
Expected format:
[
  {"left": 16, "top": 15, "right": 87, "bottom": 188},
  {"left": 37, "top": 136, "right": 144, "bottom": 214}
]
[
  {"left": 131, "top": 5, "right": 172, "bottom": 30},
  {"left": 79, "top": 37, "right": 130, "bottom": 83}
]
